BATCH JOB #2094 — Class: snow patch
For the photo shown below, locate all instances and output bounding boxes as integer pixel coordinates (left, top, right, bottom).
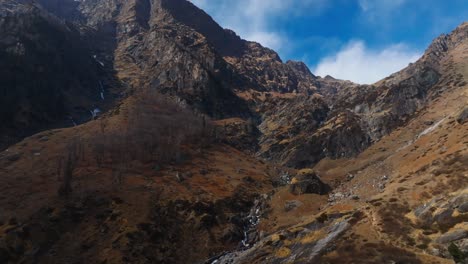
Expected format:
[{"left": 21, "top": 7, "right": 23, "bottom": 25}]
[
  {"left": 395, "top": 139, "right": 414, "bottom": 153},
  {"left": 91, "top": 108, "right": 101, "bottom": 119},
  {"left": 69, "top": 116, "right": 77, "bottom": 126},
  {"left": 394, "top": 117, "right": 447, "bottom": 155},
  {"left": 417, "top": 117, "right": 446, "bottom": 139},
  {"left": 93, "top": 55, "right": 105, "bottom": 67},
  {"left": 99, "top": 81, "right": 105, "bottom": 100}
]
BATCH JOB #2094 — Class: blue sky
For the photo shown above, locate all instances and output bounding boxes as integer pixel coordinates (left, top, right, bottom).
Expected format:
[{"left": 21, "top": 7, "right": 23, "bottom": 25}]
[{"left": 190, "top": 0, "right": 467, "bottom": 84}]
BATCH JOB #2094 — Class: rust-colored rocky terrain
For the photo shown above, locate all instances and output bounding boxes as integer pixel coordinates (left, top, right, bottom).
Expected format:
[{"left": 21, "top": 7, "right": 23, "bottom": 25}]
[{"left": 0, "top": 0, "right": 467, "bottom": 263}]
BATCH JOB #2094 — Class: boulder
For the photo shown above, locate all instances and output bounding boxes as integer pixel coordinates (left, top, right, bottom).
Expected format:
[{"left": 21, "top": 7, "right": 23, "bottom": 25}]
[
  {"left": 436, "top": 229, "right": 468, "bottom": 244},
  {"left": 289, "top": 170, "right": 330, "bottom": 195},
  {"left": 457, "top": 107, "right": 468, "bottom": 124},
  {"left": 284, "top": 200, "right": 303, "bottom": 212},
  {"left": 458, "top": 202, "right": 468, "bottom": 213}
]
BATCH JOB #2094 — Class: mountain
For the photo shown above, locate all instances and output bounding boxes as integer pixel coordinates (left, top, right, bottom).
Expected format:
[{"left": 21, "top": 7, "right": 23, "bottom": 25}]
[{"left": 0, "top": 0, "right": 467, "bottom": 263}]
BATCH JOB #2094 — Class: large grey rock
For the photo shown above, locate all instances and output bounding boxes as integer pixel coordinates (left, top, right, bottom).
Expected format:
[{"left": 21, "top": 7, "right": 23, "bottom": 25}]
[
  {"left": 457, "top": 108, "right": 468, "bottom": 124},
  {"left": 289, "top": 170, "right": 330, "bottom": 195},
  {"left": 458, "top": 202, "right": 468, "bottom": 213},
  {"left": 284, "top": 200, "right": 303, "bottom": 212},
  {"left": 436, "top": 230, "right": 468, "bottom": 244}
]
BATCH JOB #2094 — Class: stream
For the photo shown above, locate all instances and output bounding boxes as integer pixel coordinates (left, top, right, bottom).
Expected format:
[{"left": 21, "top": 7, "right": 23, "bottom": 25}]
[{"left": 205, "top": 196, "right": 267, "bottom": 264}]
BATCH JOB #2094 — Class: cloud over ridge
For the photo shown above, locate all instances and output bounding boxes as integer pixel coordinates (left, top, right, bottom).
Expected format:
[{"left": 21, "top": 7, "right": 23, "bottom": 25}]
[
  {"left": 190, "top": 0, "right": 328, "bottom": 50},
  {"left": 313, "top": 41, "right": 421, "bottom": 84}
]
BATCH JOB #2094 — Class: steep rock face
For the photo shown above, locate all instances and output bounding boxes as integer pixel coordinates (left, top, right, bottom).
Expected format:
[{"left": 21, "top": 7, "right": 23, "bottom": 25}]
[
  {"left": 34, "top": 0, "right": 250, "bottom": 118},
  {"left": 158, "top": 0, "right": 246, "bottom": 57},
  {"left": 71, "top": 0, "right": 252, "bottom": 118},
  {"left": 163, "top": 0, "right": 321, "bottom": 93},
  {"left": 213, "top": 118, "right": 260, "bottom": 153},
  {"left": 224, "top": 42, "right": 320, "bottom": 93},
  {"left": 257, "top": 95, "right": 329, "bottom": 164},
  {"left": 54, "top": 0, "right": 318, "bottom": 118},
  {"left": 281, "top": 111, "right": 371, "bottom": 168},
  {"left": 316, "top": 75, "right": 361, "bottom": 104},
  {"left": 286, "top": 60, "right": 321, "bottom": 95},
  {"left": 156, "top": 0, "right": 320, "bottom": 94},
  {"left": 0, "top": 1, "right": 108, "bottom": 149}
]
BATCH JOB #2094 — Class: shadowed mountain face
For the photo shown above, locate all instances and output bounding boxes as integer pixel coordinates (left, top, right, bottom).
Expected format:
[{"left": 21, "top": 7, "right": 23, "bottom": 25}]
[
  {"left": 0, "top": 1, "right": 107, "bottom": 148},
  {"left": 0, "top": 1, "right": 467, "bottom": 263},
  {"left": 158, "top": 0, "right": 246, "bottom": 57}
]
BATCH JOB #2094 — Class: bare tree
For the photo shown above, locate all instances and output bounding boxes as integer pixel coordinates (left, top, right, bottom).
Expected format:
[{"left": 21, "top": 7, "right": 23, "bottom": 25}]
[
  {"left": 56, "top": 156, "right": 64, "bottom": 181},
  {"left": 58, "top": 137, "right": 81, "bottom": 197}
]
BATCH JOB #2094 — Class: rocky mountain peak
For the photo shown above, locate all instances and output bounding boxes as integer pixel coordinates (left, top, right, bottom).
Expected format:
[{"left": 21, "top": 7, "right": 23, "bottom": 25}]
[
  {"left": 156, "top": 0, "right": 246, "bottom": 57},
  {"left": 443, "top": 21, "right": 467, "bottom": 44},
  {"left": 286, "top": 60, "right": 317, "bottom": 78},
  {"left": 422, "top": 30, "right": 463, "bottom": 65}
]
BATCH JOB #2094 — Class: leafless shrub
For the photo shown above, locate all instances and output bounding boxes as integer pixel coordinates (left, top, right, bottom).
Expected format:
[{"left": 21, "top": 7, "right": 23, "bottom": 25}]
[
  {"left": 99, "top": 118, "right": 107, "bottom": 134},
  {"left": 56, "top": 156, "right": 63, "bottom": 181},
  {"left": 58, "top": 137, "right": 83, "bottom": 196},
  {"left": 112, "top": 165, "right": 125, "bottom": 187}
]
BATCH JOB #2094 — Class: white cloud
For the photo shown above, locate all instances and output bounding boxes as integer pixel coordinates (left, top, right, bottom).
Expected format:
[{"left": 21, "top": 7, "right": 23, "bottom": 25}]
[
  {"left": 358, "top": 0, "right": 407, "bottom": 22},
  {"left": 358, "top": 0, "right": 406, "bottom": 12},
  {"left": 190, "top": 0, "right": 328, "bottom": 51},
  {"left": 313, "top": 41, "right": 421, "bottom": 84}
]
